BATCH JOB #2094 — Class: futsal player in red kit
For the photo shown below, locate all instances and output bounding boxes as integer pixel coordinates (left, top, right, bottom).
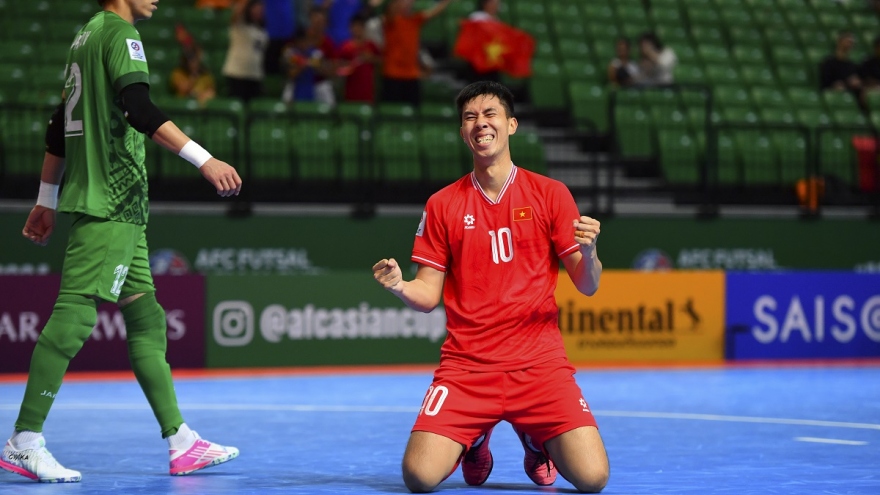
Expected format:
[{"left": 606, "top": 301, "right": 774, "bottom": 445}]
[{"left": 372, "top": 81, "right": 609, "bottom": 493}]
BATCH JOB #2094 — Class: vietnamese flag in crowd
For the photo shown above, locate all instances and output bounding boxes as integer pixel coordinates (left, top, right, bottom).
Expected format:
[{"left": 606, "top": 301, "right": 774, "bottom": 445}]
[{"left": 454, "top": 20, "right": 535, "bottom": 78}]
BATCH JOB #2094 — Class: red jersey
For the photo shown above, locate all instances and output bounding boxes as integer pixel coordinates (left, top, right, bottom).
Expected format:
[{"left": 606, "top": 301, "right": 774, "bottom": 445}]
[
  {"left": 338, "top": 39, "right": 379, "bottom": 102},
  {"left": 411, "top": 165, "right": 581, "bottom": 371}
]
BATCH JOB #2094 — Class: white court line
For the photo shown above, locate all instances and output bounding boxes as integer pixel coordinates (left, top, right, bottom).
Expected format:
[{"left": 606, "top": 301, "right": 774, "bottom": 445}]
[
  {"left": 1, "top": 403, "right": 879, "bottom": 432},
  {"left": 794, "top": 437, "right": 868, "bottom": 446},
  {"left": 594, "top": 410, "right": 880, "bottom": 431}
]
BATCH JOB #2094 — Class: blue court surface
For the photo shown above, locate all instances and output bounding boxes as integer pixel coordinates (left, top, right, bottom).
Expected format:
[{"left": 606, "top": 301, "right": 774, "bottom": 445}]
[{"left": 1, "top": 364, "right": 878, "bottom": 495}]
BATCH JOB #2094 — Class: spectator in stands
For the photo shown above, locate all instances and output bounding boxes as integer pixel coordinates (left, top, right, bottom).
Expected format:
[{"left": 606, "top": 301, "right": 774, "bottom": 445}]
[
  {"left": 281, "top": 28, "right": 323, "bottom": 102},
  {"left": 221, "top": 0, "right": 269, "bottom": 103},
  {"left": 461, "top": 0, "right": 503, "bottom": 83},
  {"left": 634, "top": 32, "right": 676, "bottom": 86},
  {"left": 859, "top": 35, "right": 880, "bottom": 92},
  {"left": 819, "top": 31, "right": 862, "bottom": 94},
  {"left": 337, "top": 14, "right": 381, "bottom": 103},
  {"left": 326, "top": 0, "right": 368, "bottom": 46},
  {"left": 376, "top": 0, "right": 457, "bottom": 107},
  {"left": 263, "top": 0, "right": 297, "bottom": 76},
  {"left": 469, "top": 0, "right": 500, "bottom": 21},
  {"left": 607, "top": 37, "right": 638, "bottom": 87},
  {"left": 170, "top": 49, "right": 218, "bottom": 107},
  {"left": 304, "top": 6, "right": 340, "bottom": 105}
]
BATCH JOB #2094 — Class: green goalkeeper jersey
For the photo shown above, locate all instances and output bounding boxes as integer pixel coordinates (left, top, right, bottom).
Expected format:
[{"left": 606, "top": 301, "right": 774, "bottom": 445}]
[{"left": 59, "top": 11, "right": 151, "bottom": 225}]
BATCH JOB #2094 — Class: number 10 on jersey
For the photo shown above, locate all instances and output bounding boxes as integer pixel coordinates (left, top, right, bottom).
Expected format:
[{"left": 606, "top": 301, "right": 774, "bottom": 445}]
[{"left": 489, "top": 228, "right": 513, "bottom": 264}]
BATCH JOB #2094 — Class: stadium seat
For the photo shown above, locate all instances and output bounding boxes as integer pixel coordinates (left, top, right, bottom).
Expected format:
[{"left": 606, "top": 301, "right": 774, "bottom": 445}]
[
  {"left": 291, "top": 121, "right": 337, "bottom": 181},
  {"left": 374, "top": 124, "right": 422, "bottom": 182},
  {"left": 614, "top": 104, "right": 654, "bottom": 157},
  {"left": 421, "top": 124, "right": 468, "bottom": 182},
  {"left": 509, "top": 132, "right": 547, "bottom": 175},
  {"left": 569, "top": 82, "right": 608, "bottom": 133},
  {"left": 658, "top": 129, "right": 701, "bottom": 184}
]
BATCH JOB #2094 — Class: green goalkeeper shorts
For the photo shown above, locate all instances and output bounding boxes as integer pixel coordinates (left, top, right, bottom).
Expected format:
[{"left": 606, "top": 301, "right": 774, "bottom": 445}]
[{"left": 59, "top": 213, "right": 155, "bottom": 302}]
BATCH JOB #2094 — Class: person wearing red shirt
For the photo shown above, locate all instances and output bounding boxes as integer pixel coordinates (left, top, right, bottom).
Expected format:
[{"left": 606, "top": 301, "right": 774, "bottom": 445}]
[
  {"left": 372, "top": 81, "right": 609, "bottom": 493},
  {"left": 337, "top": 14, "right": 381, "bottom": 103}
]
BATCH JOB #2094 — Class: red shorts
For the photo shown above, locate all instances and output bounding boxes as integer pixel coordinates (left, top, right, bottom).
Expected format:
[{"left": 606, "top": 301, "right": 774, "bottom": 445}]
[{"left": 412, "top": 357, "right": 598, "bottom": 449}]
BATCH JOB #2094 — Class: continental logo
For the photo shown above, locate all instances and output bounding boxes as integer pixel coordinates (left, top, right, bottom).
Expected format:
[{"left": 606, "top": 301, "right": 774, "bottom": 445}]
[{"left": 557, "top": 299, "right": 701, "bottom": 349}]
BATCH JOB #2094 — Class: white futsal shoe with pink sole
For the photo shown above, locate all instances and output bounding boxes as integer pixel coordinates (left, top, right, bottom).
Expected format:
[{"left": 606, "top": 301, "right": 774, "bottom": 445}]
[
  {"left": 169, "top": 428, "right": 239, "bottom": 476},
  {"left": 0, "top": 437, "right": 81, "bottom": 483}
]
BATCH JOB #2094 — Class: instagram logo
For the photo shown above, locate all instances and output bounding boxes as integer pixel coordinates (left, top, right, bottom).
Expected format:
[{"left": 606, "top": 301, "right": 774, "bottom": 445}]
[{"left": 213, "top": 301, "right": 254, "bottom": 347}]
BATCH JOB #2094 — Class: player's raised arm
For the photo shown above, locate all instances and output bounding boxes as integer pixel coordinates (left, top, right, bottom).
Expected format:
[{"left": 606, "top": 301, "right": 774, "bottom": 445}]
[
  {"left": 562, "top": 215, "right": 603, "bottom": 296},
  {"left": 118, "top": 82, "right": 242, "bottom": 197},
  {"left": 372, "top": 258, "right": 445, "bottom": 312}
]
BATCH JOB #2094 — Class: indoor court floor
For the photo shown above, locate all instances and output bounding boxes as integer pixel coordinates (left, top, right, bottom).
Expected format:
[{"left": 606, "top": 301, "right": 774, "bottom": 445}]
[{"left": 0, "top": 363, "right": 878, "bottom": 495}]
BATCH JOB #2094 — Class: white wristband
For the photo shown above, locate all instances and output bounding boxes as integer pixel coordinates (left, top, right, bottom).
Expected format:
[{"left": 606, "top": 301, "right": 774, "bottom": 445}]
[
  {"left": 178, "top": 140, "right": 212, "bottom": 169},
  {"left": 37, "top": 181, "right": 59, "bottom": 209}
]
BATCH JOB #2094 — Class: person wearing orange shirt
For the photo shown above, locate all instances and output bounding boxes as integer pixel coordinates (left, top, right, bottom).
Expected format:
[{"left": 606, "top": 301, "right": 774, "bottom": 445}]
[{"left": 375, "top": 0, "right": 455, "bottom": 106}]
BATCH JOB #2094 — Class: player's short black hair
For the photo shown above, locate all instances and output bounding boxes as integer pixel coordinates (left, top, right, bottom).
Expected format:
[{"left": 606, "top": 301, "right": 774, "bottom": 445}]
[{"left": 456, "top": 81, "right": 515, "bottom": 121}]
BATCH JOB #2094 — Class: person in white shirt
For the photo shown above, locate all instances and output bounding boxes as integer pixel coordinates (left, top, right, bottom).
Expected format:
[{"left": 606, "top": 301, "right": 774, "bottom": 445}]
[{"left": 635, "top": 32, "right": 677, "bottom": 86}]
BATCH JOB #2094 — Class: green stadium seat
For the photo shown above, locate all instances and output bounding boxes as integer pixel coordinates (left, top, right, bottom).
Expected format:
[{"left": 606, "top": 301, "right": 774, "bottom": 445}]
[
  {"left": 732, "top": 46, "right": 768, "bottom": 66},
  {"left": 796, "top": 108, "right": 833, "bottom": 128},
  {"left": 698, "top": 45, "right": 731, "bottom": 65},
  {"left": 770, "top": 46, "right": 806, "bottom": 65},
  {"left": 419, "top": 104, "right": 457, "bottom": 122},
  {"left": 558, "top": 40, "right": 592, "bottom": 61},
  {"left": 650, "top": 7, "right": 683, "bottom": 27},
  {"left": 760, "top": 108, "right": 797, "bottom": 124},
  {"left": 705, "top": 65, "right": 743, "bottom": 86},
  {"left": 549, "top": 3, "right": 583, "bottom": 23},
  {"left": 651, "top": 107, "right": 690, "bottom": 129},
  {"left": 553, "top": 21, "right": 587, "bottom": 43},
  {"left": 686, "top": 7, "right": 722, "bottom": 26},
  {"left": 337, "top": 121, "right": 364, "bottom": 182},
  {"left": 772, "top": 131, "right": 810, "bottom": 184},
  {"left": 569, "top": 82, "right": 608, "bottom": 133},
  {"left": 654, "top": 25, "right": 690, "bottom": 44},
  {"left": 818, "top": 131, "right": 858, "bottom": 185},
  {"left": 735, "top": 131, "right": 778, "bottom": 185},
  {"left": 750, "top": 86, "right": 788, "bottom": 108},
  {"left": 528, "top": 60, "right": 567, "bottom": 110},
  {"left": 741, "top": 65, "right": 777, "bottom": 87},
  {"left": 337, "top": 103, "right": 374, "bottom": 124},
  {"left": 763, "top": 28, "right": 798, "bottom": 47},
  {"left": 658, "top": 129, "right": 700, "bottom": 184},
  {"left": 715, "top": 131, "right": 739, "bottom": 185},
  {"left": 776, "top": 64, "right": 812, "bottom": 87},
  {"left": 721, "top": 106, "right": 760, "bottom": 124},
  {"left": 719, "top": 8, "right": 754, "bottom": 26},
  {"left": 614, "top": 104, "right": 654, "bottom": 157},
  {"left": 249, "top": 98, "right": 291, "bottom": 116},
  {"left": 374, "top": 124, "right": 421, "bottom": 182},
  {"left": 582, "top": 5, "right": 615, "bottom": 24},
  {"left": 421, "top": 124, "right": 468, "bottom": 181},
  {"left": 510, "top": 132, "right": 547, "bottom": 175},
  {"left": 0, "top": 110, "right": 46, "bottom": 175},
  {"left": 817, "top": 12, "right": 850, "bottom": 32},
  {"left": 377, "top": 103, "right": 417, "bottom": 120},
  {"left": 822, "top": 90, "right": 858, "bottom": 110},
  {"left": 290, "top": 121, "right": 338, "bottom": 181},
  {"left": 787, "top": 87, "right": 824, "bottom": 108},
  {"left": 615, "top": 4, "right": 648, "bottom": 23},
  {"left": 728, "top": 26, "right": 765, "bottom": 47},
  {"left": 674, "top": 65, "right": 707, "bottom": 85},
  {"left": 563, "top": 60, "right": 602, "bottom": 83},
  {"left": 690, "top": 26, "right": 725, "bottom": 45},
  {"left": 831, "top": 108, "right": 869, "bottom": 127}
]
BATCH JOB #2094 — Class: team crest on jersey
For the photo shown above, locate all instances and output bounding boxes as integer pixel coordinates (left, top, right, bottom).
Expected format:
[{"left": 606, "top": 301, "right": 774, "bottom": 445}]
[
  {"left": 415, "top": 211, "right": 426, "bottom": 237},
  {"left": 464, "top": 214, "right": 475, "bottom": 229},
  {"left": 126, "top": 38, "right": 147, "bottom": 62}
]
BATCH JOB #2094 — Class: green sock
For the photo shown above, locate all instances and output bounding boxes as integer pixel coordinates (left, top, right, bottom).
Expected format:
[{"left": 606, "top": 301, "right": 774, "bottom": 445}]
[
  {"left": 15, "top": 294, "right": 98, "bottom": 432},
  {"left": 121, "top": 293, "right": 184, "bottom": 438}
]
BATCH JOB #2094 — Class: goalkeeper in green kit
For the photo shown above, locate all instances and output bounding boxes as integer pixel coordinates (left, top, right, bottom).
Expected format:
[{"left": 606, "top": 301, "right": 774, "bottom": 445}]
[{"left": 0, "top": 0, "right": 241, "bottom": 483}]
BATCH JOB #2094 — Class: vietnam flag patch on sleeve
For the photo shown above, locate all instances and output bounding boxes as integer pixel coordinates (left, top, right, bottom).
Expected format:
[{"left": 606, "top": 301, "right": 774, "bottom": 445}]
[{"left": 513, "top": 207, "right": 532, "bottom": 221}]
